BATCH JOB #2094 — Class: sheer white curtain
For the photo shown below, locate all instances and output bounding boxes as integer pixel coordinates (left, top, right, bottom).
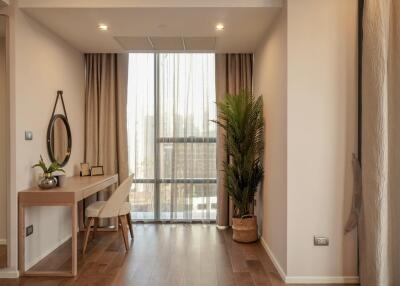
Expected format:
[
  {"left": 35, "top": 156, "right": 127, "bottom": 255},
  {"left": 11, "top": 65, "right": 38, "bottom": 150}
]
[
  {"left": 127, "top": 54, "right": 155, "bottom": 220},
  {"left": 158, "top": 53, "right": 216, "bottom": 221},
  {"left": 127, "top": 53, "right": 217, "bottom": 221}
]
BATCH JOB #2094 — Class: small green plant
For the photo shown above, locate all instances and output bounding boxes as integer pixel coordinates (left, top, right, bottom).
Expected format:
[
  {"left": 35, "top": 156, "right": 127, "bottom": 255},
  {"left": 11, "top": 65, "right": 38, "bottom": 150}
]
[
  {"left": 214, "top": 90, "right": 264, "bottom": 218},
  {"left": 32, "top": 155, "right": 65, "bottom": 176}
]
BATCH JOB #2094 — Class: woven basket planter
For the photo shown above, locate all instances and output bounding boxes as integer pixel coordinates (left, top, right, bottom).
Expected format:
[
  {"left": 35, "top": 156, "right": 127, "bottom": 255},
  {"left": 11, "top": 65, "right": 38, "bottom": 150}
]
[{"left": 232, "top": 216, "right": 258, "bottom": 243}]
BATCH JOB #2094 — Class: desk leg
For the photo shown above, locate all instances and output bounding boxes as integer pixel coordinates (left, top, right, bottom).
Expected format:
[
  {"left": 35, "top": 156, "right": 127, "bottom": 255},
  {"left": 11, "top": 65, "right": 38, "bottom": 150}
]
[
  {"left": 78, "top": 200, "right": 84, "bottom": 231},
  {"left": 71, "top": 203, "right": 77, "bottom": 276},
  {"left": 115, "top": 182, "right": 119, "bottom": 231},
  {"left": 18, "top": 203, "right": 25, "bottom": 274}
]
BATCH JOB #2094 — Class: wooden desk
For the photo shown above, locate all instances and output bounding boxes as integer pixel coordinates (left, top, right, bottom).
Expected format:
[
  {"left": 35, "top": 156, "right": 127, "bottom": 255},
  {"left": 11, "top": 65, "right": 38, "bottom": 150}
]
[{"left": 18, "top": 174, "right": 118, "bottom": 277}]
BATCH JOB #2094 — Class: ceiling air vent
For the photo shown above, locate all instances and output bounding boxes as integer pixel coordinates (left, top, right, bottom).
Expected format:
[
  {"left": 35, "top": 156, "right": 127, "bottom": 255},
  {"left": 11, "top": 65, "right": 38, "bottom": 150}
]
[
  {"left": 184, "top": 37, "right": 216, "bottom": 51},
  {"left": 114, "top": 36, "right": 216, "bottom": 52},
  {"left": 114, "top": 37, "right": 153, "bottom": 51}
]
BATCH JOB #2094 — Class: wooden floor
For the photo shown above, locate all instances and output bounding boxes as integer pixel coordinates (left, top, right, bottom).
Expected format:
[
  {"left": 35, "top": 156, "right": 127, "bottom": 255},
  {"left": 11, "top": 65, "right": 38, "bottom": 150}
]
[
  {"left": 0, "top": 224, "right": 358, "bottom": 286},
  {"left": 0, "top": 245, "right": 6, "bottom": 269}
]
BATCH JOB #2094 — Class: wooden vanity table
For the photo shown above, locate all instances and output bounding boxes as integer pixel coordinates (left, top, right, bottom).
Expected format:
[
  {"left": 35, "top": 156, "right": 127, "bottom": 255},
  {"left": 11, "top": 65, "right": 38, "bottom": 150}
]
[{"left": 18, "top": 174, "right": 118, "bottom": 277}]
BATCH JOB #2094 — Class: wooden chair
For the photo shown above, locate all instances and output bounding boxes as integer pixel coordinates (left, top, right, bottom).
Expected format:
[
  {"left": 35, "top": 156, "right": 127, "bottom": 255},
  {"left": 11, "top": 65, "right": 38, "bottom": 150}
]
[{"left": 82, "top": 174, "right": 134, "bottom": 254}]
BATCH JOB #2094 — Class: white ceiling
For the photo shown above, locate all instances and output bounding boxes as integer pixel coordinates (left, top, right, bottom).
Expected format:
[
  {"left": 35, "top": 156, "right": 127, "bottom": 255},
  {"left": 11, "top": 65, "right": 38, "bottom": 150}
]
[{"left": 21, "top": 0, "right": 282, "bottom": 53}]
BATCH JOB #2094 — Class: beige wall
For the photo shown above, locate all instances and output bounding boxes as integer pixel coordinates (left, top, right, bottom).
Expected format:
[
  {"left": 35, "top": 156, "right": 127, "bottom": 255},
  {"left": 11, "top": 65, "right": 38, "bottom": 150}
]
[
  {"left": 253, "top": 9, "right": 287, "bottom": 273},
  {"left": 2, "top": 0, "right": 358, "bottom": 279},
  {"left": 14, "top": 9, "right": 84, "bottom": 269},
  {"left": 254, "top": 0, "right": 358, "bottom": 281},
  {"left": 286, "top": 0, "right": 358, "bottom": 278},
  {"left": 0, "top": 34, "right": 7, "bottom": 244}
]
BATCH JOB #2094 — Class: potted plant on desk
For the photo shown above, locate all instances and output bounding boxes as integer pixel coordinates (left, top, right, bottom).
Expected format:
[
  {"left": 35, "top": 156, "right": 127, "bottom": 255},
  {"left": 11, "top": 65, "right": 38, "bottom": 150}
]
[
  {"left": 214, "top": 90, "right": 264, "bottom": 243},
  {"left": 32, "top": 155, "right": 65, "bottom": 189}
]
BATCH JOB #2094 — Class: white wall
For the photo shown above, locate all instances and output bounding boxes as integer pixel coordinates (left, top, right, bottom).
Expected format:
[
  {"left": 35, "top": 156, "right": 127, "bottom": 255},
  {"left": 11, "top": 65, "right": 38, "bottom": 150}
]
[
  {"left": 0, "top": 33, "right": 7, "bottom": 245},
  {"left": 253, "top": 9, "right": 287, "bottom": 274},
  {"left": 254, "top": 0, "right": 358, "bottom": 282},
  {"left": 286, "top": 0, "right": 358, "bottom": 279},
  {"left": 14, "top": 9, "right": 84, "bottom": 269}
]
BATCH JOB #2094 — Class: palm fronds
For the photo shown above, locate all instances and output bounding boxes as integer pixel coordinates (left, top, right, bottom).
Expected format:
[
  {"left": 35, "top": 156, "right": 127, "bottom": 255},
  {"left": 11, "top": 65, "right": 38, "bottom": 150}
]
[
  {"left": 214, "top": 90, "right": 264, "bottom": 218},
  {"left": 32, "top": 155, "right": 65, "bottom": 174}
]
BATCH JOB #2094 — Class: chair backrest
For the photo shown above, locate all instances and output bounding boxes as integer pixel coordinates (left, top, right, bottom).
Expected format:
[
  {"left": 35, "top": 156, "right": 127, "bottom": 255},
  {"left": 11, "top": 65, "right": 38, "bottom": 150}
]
[{"left": 99, "top": 174, "right": 134, "bottom": 218}]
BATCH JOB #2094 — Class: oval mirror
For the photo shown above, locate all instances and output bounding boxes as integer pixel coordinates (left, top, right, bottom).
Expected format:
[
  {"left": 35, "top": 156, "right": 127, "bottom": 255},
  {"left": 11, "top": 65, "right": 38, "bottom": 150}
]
[{"left": 47, "top": 114, "right": 72, "bottom": 167}]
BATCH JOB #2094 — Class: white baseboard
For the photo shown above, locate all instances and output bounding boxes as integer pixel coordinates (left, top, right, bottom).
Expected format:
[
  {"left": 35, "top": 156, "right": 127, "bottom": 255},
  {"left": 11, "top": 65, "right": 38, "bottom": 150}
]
[
  {"left": 285, "top": 276, "right": 359, "bottom": 284},
  {"left": 259, "top": 236, "right": 287, "bottom": 281},
  {"left": 259, "top": 236, "right": 359, "bottom": 284},
  {"left": 0, "top": 239, "right": 6, "bottom": 245},
  {"left": 0, "top": 269, "right": 19, "bottom": 279},
  {"left": 25, "top": 235, "right": 71, "bottom": 270},
  {"left": 216, "top": 225, "right": 229, "bottom": 230}
]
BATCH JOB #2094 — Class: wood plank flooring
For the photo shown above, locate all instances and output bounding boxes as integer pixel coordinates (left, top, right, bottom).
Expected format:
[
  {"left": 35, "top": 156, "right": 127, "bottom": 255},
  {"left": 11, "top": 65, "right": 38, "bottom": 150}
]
[{"left": 0, "top": 224, "right": 358, "bottom": 286}]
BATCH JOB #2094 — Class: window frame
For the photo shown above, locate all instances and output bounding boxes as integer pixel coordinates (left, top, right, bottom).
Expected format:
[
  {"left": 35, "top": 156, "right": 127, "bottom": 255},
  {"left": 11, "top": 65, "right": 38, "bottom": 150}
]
[{"left": 129, "top": 53, "right": 217, "bottom": 222}]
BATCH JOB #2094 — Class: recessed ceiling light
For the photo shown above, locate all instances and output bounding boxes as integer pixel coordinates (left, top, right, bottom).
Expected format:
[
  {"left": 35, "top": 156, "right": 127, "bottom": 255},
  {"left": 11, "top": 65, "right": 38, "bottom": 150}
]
[
  {"left": 98, "top": 24, "right": 108, "bottom": 31},
  {"left": 216, "top": 23, "right": 224, "bottom": 31}
]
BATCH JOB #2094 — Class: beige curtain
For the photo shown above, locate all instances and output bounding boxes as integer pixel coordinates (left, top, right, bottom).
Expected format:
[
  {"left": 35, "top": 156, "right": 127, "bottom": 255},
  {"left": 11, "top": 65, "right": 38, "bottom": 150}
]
[
  {"left": 84, "top": 53, "right": 129, "bottom": 226},
  {"left": 215, "top": 54, "right": 253, "bottom": 227},
  {"left": 360, "top": 1, "right": 400, "bottom": 285}
]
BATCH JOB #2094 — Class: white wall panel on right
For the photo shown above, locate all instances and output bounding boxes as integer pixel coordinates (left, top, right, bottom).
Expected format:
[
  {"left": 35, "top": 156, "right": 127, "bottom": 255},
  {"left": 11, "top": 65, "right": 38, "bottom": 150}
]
[{"left": 286, "top": 0, "right": 358, "bottom": 277}]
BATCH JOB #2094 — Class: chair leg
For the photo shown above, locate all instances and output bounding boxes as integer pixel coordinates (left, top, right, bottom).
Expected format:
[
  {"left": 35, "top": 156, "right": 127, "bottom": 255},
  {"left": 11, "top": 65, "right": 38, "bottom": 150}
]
[
  {"left": 118, "top": 215, "right": 129, "bottom": 251},
  {"left": 126, "top": 213, "right": 134, "bottom": 239},
  {"left": 92, "top": 217, "right": 98, "bottom": 240},
  {"left": 83, "top": 217, "right": 94, "bottom": 254}
]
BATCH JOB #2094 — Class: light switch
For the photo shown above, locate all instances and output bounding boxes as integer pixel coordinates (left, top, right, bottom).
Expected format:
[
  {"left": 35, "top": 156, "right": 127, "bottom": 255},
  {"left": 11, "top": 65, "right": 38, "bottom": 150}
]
[
  {"left": 26, "top": 225, "right": 33, "bottom": 237},
  {"left": 25, "top": 131, "right": 33, "bottom": 140},
  {"left": 314, "top": 236, "right": 329, "bottom": 246}
]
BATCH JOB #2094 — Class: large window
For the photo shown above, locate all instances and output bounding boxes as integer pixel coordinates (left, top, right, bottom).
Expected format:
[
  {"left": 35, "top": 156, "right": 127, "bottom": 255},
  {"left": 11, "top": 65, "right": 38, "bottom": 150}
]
[{"left": 127, "top": 53, "right": 217, "bottom": 221}]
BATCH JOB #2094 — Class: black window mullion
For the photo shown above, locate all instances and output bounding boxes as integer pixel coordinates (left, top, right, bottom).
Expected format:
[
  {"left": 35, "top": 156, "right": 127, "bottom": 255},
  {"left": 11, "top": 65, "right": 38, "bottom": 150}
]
[
  {"left": 158, "top": 137, "right": 216, "bottom": 143},
  {"left": 154, "top": 53, "right": 160, "bottom": 220}
]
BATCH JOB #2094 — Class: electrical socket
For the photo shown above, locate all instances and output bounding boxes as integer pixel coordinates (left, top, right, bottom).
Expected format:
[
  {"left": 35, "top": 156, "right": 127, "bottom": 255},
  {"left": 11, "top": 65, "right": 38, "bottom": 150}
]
[
  {"left": 26, "top": 225, "right": 33, "bottom": 237},
  {"left": 314, "top": 236, "right": 329, "bottom": 246}
]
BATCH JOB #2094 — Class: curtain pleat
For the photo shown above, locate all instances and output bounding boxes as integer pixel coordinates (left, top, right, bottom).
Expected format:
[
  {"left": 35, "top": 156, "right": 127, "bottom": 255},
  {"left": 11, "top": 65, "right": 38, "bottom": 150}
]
[
  {"left": 360, "top": 0, "right": 400, "bottom": 285},
  {"left": 84, "top": 53, "right": 129, "bottom": 227},
  {"left": 215, "top": 53, "right": 253, "bottom": 227}
]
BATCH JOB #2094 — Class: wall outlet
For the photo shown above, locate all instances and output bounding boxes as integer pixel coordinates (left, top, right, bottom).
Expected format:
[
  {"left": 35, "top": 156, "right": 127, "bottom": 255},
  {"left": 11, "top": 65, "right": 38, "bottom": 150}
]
[
  {"left": 314, "top": 236, "right": 329, "bottom": 246},
  {"left": 25, "top": 131, "right": 33, "bottom": 140},
  {"left": 26, "top": 225, "right": 33, "bottom": 237}
]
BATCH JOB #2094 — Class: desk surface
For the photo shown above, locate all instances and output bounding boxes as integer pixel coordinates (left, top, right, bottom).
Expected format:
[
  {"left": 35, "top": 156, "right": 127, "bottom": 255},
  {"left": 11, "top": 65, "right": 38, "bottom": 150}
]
[{"left": 19, "top": 174, "right": 119, "bottom": 205}]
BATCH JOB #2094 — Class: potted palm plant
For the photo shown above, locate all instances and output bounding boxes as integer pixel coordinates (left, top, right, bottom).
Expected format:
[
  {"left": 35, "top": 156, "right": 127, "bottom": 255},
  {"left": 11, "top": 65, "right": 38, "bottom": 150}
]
[
  {"left": 32, "top": 155, "right": 65, "bottom": 189},
  {"left": 215, "top": 90, "right": 264, "bottom": 243}
]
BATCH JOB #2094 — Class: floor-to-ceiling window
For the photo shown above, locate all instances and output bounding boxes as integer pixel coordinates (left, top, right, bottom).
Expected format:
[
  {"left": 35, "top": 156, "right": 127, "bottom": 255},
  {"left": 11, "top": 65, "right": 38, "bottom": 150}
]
[{"left": 127, "top": 53, "right": 217, "bottom": 221}]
